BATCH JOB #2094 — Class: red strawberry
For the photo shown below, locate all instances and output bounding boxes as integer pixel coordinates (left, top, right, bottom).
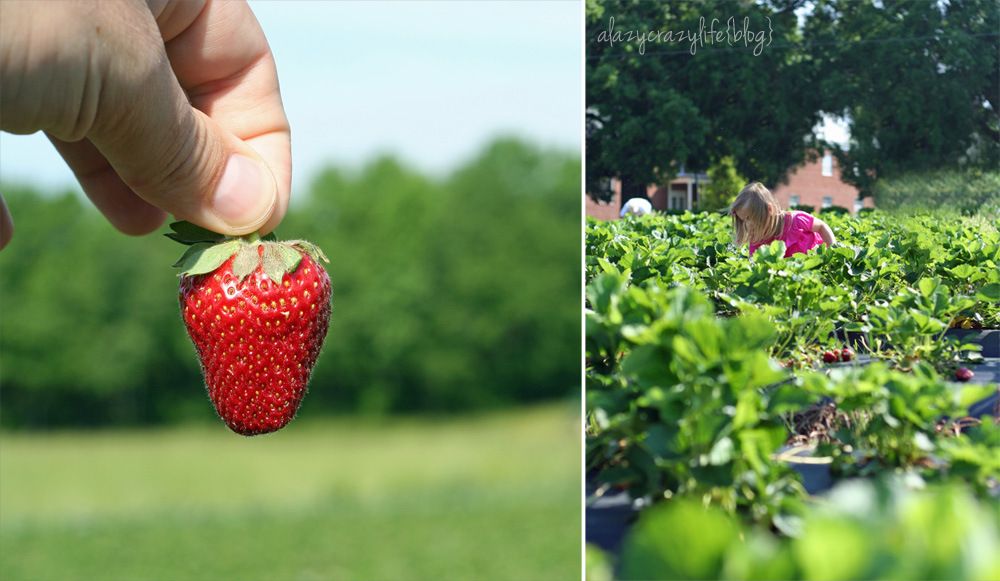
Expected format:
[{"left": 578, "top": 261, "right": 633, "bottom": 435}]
[
  {"left": 954, "top": 367, "right": 974, "bottom": 382},
  {"left": 169, "top": 222, "right": 331, "bottom": 436},
  {"left": 822, "top": 350, "right": 839, "bottom": 364},
  {"left": 840, "top": 347, "right": 854, "bottom": 362}
]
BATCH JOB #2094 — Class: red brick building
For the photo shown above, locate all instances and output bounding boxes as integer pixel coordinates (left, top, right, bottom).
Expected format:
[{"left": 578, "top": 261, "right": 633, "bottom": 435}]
[
  {"left": 585, "top": 151, "right": 873, "bottom": 220},
  {"left": 585, "top": 185, "right": 621, "bottom": 221},
  {"left": 585, "top": 172, "right": 707, "bottom": 220},
  {"left": 770, "top": 150, "right": 873, "bottom": 214}
]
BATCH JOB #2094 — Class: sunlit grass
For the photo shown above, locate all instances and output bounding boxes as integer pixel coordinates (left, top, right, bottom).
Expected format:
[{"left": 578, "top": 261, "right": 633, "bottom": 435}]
[{"left": 0, "top": 403, "right": 581, "bottom": 580}]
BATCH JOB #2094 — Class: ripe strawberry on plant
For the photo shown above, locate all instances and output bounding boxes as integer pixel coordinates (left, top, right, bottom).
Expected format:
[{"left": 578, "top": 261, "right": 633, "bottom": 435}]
[
  {"left": 840, "top": 347, "right": 854, "bottom": 362},
  {"left": 822, "top": 350, "right": 839, "bottom": 364},
  {"left": 954, "top": 367, "right": 974, "bottom": 382},
  {"left": 169, "top": 221, "right": 332, "bottom": 436}
]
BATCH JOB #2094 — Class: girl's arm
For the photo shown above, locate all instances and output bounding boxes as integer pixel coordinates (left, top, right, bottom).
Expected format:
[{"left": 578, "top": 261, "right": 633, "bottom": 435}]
[{"left": 811, "top": 217, "right": 837, "bottom": 246}]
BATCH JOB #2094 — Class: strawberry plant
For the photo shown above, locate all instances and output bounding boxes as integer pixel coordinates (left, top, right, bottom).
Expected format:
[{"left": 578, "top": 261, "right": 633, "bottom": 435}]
[
  {"left": 931, "top": 419, "right": 1000, "bottom": 498},
  {"left": 849, "top": 278, "right": 983, "bottom": 373},
  {"left": 168, "top": 221, "right": 332, "bottom": 436},
  {"left": 795, "top": 362, "right": 994, "bottom": 476},
  {"left": 588, "top": 211, "right": 999, "bottom": 369},
  {"left": 587, "top": 276, "right": 810, "bottom": 525},
  {"left": 615, "top": 480, "right": 1000, "bottom": 581},
  {"left": 587, "top": 209, "right": 1000, "bottom": 544}
]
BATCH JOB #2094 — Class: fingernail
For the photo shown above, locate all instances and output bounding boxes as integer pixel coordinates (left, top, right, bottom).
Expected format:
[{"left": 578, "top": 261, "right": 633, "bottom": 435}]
[{"left": 212, "top": 154, "right": 277, "bottom": 229}]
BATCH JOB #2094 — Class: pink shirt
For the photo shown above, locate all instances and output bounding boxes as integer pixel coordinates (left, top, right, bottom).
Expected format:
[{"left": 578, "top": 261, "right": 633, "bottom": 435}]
[{"left": 749, "top": 211, "right": 824, "bottom": 257}]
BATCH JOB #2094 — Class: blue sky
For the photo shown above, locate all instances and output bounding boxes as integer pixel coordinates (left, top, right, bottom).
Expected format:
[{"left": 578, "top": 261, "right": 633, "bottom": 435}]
[{"left": 0, "top": 1, "right": 582, "bottom": 194}]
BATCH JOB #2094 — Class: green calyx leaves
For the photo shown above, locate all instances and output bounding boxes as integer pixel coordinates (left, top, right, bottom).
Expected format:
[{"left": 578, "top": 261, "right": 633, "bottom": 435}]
[
  {"left": 261, "top": 243, "right": 300, "bottom": 283},
  {"left": 282, "top": 239, "right": 330, "bottom": 265},
  {"left": 172, "top": 240, "right": 243, "bottom": 276},
  {"left": 167, "top": 221, "right": 329, "bottom": 282}
]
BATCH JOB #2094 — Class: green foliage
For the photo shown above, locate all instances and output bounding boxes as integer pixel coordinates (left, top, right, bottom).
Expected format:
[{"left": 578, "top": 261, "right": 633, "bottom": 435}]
[
  {"left": 587, "top": 211, "right": 1000, "bottom": 365},
  {"left": 587, "top": 280, "right": 807, "bottom": 525},
  {"left": 619, "top": 481, "right": 1000, "bottom": 581},
  {"left": 700, "top": 157, "right": 745, "bottom": 211},
  {"left": 798, "top": 362, "right": 996, "bottom": 489},
  {"left": 0, "top": 185, "right": 190, "bottom": 427},
  {"left": 0, "top": 137, "right": 580, "bottom": 426},
  {"left": 586, "top": 0, "right": 998, "bottom": 199},
  {"left": 585, "top": 544, "right": 614, "bottom": 581},
  {"left": 873, "top": 168, "right": 1000, "bottom": 215},
  {"left": 847, "top": 277, "right": 982, "bottom": 372},
  {"left": 806, "top": 0, "right": 999, "bottom": 191},
  {"left": 586, "top": 0, "right": 821, "bottom": 200},
  {"left": 818, "top": 205, "right": 851, "bottom": 216},
  {"left": 586, "top": 210, "right": 1000, "bottom": 541}
]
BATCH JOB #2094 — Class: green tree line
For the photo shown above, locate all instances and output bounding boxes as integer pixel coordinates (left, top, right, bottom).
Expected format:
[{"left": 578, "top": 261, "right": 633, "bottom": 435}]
[
  {"left": 0, "top": 138, "right": 581, "bottom": 428},
  {"left": 586, "top": 0, "right": 999, "bottom": 201}
]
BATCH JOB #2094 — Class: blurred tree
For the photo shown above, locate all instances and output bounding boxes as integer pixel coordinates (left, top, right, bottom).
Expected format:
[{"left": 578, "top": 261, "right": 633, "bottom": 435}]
[
  {"left": 0, "top": 137, "right": 580, "bottom": 427},
  {"left": 701, "top": 156, "right": 747, "bottom": 211},
  {"left": 0, "top": 185, "right": 203, "bottom": 427},
  {"left": 295, "top": 138, "right": 581, "bottom": 415},
  {"left": 872, "top": 167, "right": 1000, "bottom": 214},
  {"left": 805, "top": 0, "right": 1000, "bottom": 194}
]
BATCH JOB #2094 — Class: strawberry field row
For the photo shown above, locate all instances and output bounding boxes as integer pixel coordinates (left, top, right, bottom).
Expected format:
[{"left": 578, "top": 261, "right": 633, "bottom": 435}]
[
  {"left": 587, "top": 211, "right": 1000, "bottom": 372},
  {"left": 585, "top": 210, "right": 1000, "bottom": 577}
]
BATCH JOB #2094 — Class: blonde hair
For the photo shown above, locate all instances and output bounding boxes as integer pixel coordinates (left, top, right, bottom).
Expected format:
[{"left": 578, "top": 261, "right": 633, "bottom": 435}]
[{"left": 730, "top": 182, "right": 785, "bottom": 246}]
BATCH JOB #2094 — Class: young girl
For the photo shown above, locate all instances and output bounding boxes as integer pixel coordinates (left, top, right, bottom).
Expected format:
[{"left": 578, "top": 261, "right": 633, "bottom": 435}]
[{"left": 730, "top": 182, "right": 837, "bottom": 257}]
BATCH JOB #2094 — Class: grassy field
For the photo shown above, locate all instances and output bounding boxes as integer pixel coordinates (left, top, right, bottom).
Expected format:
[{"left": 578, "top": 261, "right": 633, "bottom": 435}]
[{"left": 0, "top": 403, "right": 581, "bottom": 581}]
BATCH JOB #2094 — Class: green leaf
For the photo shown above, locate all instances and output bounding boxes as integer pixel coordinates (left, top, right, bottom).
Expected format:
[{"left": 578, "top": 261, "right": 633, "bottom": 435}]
[
  {"left": 262, "top": 243, "right": 287, "bottom": 283},
  {"left": 620, "top": 501, "right": 738, "bottom": 581},
  {"left": 231, "top": 244, "right": 260, "bottom": 280},
  {"left": 586, "top": 545, "right": 614, "bottom": 581},
  {"left": 794, "top": 516, "right": 872, "bottom": 581},
  {"left": 286, "top": 239, "right": 330, "bottom": 263},
  {"left": 671, "top": 335, "right": 699, "bottom": 364},
  {"left": 273, "top": 243, "right": 303, "bottom": 273},
  {"left": 644, "top": 424, "right": 678, "bottom": 458},
  {"left": 733, "top": 390, "right": 760, "bottom": 429},
  {"left": 739, "top": 426, "right": 787, "bottom": 473},
  {"left": 917, "top": 278, "right": 938, "bottom": 298},
  {"left": 166, "top": 221, "right": 225, "bottom": 245},
  {"left": 176, "top": 240, "right": 241, "bottom": 276},
  {"left": 172, "top": 242, "right": 210, "bottom": 268},
  {"left": 952, "top": 384, "right": 996, "bottom": 409},
  {"left": 977, "top": 283, "right": 1000, "bottom": 302},
  {"left": 261, "top": 232, "right": 278, "bottom": 242}
]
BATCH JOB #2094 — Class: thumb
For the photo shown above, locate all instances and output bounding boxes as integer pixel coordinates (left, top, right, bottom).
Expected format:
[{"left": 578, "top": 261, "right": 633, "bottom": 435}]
[{"left": 87, "top": 37, "right": 277, "bottom": 235}]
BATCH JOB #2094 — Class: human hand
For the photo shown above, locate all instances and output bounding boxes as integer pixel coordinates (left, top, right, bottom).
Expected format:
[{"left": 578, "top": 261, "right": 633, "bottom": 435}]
[{"left": 0, "top": 0, "right": 290, "bottom": 251}]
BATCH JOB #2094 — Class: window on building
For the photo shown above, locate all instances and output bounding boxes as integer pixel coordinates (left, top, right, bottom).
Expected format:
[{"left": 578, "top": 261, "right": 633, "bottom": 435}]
[
  {"left": 789, "top": 195, "right": 800, "bottom": 206},
  {"left": 671, "top": 195, "right": 684, "bottom": 210},
  {"left": 822, "top": 153, "right": 833, "bottom": 177},
  {"left": 822, "top": 196, "right": 833, "bottom": 208}
]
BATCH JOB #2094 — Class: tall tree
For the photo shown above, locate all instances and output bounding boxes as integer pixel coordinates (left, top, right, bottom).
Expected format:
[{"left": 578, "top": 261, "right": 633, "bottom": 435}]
[
  {"left": 586, "top": 0, "right": 821, "bottom": 203},
  {"left": 806, "top": 0, "right": 1000, "bottom": 194}
]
